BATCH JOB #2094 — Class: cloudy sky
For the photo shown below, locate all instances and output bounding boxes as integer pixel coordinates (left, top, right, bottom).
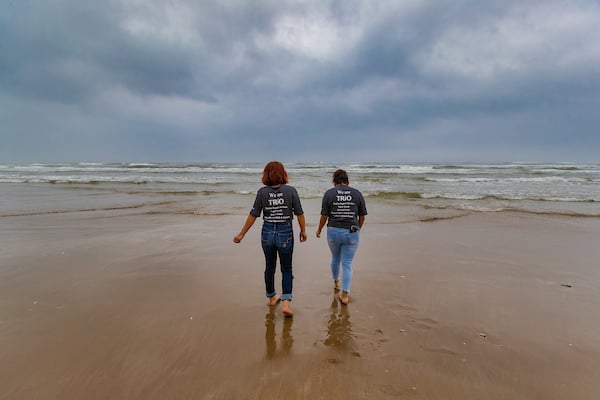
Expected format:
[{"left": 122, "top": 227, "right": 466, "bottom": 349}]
[{"left": 2, "top": 0, "right": 599, "bottom": 163}]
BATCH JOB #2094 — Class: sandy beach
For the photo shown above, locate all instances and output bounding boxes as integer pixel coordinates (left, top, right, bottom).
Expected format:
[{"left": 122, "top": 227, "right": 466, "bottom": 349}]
[{"left": 1, "top": 205, "right": 600, "bottom": 399}]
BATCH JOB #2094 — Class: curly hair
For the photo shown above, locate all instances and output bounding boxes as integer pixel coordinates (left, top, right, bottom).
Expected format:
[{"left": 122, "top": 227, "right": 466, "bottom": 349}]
[
  {"left": 332, "top": 169, "right": 349, "bottom": 184},
  {"left": 262, "top": 161, "right": 289, "bottom": 186}
]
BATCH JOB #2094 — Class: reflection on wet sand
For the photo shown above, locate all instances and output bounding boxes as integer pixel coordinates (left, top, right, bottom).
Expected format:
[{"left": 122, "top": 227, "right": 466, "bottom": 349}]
[
  {"left": 265, "top": 308, "right": 294, "bottom": 360},
  {"left": 324, "top": 292, "right": 355, "bottom": 351}
]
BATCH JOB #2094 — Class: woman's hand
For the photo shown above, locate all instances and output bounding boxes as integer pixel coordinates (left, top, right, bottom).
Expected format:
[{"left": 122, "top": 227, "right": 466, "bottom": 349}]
[
  {"left": 316, "top": 215, "right": 328, "bottom": 238},
  {"left": 233, "top": 215, "right": 256, "bottom": 244},
  {"left": 299, "top": 231, "right": 307, "bottom": 242}
]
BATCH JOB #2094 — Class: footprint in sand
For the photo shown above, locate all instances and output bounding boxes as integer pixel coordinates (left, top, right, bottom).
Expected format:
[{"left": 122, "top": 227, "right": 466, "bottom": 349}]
[
  {"left": 419, "top": 345, "right": 459, "bottom": 356},
  {"left": 410, "top": 317, "right": 439, "bottom": 331}
]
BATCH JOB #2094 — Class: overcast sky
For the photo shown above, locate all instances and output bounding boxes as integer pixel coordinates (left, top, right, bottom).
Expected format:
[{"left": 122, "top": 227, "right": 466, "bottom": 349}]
[{"left": 1, "top": 0, "right": 599, "bottom": 163}]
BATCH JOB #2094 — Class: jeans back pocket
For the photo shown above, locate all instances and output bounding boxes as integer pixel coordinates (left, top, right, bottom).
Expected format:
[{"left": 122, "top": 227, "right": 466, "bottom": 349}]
[{"left": 277, "top": 231, "right": 294, "bottom": 251}]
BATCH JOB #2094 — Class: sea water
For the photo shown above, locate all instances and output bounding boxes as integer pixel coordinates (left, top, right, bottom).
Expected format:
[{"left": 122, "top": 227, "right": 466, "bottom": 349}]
[{"left": 1, "top": 162, "right": 599, "bottom": 218}]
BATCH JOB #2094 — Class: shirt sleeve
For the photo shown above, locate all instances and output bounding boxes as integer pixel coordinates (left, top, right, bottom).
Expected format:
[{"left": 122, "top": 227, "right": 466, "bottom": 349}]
[
  {"left": 249, "top": 190, "right": 262, "bottom": 217},
  {"left": 291, "top": 187, "right": 304, "bottom": 215},
  {"left": 320, "top": 191, "right": 330, "bottom": 216},
  {"left": 357, "top": 192, "right": 368, "bottom": 216}
]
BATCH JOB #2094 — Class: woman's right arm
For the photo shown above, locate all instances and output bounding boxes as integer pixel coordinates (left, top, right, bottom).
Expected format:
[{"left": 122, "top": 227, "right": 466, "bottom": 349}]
[
  {"left": 316, "top": 215, "right": 328, "bottom": 238},
  {"left": 234, "top": 214, "right": 257, "bottom": 243}
]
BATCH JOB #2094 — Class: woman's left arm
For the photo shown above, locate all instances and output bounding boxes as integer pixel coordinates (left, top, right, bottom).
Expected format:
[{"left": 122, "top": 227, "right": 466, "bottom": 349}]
[{"left": 297, "top": 214, "right": 307, "bottom": 242}]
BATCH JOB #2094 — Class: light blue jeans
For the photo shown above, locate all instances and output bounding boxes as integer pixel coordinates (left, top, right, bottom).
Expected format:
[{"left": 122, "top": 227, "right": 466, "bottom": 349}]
[{"left": 327, "top": 226, "right": 360, "bottom": 292}]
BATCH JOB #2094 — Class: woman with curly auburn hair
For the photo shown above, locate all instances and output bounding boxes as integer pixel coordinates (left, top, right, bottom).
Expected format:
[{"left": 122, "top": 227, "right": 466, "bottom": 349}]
[
  {"left": 261, "top": 161, "right": 288, "bottom": 186},
  {"left": 234, "top": 161, "right": 307, "bottom": 317}
]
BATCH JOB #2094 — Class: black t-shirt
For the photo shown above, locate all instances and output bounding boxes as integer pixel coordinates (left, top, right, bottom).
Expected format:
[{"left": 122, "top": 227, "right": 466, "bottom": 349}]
[
  {"left": 321, "top": 185, "right": 367, "bottom": 229},
  {"left": 250, "top": 184, "right": 304, "bottom": 224}
]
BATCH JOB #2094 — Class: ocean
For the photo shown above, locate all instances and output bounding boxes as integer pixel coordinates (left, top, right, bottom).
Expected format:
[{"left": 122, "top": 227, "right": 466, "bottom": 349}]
[{"left": 1, "top": 162, "right": 599, "bottom": 219}]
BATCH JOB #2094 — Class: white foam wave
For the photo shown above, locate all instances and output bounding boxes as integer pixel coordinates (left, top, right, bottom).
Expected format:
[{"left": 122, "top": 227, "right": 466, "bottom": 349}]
[{"left": 425, "top": 176, "right": 589, "bottom": 184}]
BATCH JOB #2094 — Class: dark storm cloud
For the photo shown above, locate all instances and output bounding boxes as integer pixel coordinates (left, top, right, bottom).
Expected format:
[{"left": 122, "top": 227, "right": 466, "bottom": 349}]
[{"left": 1, "top": 0, "right": 599, "bottom": 162}]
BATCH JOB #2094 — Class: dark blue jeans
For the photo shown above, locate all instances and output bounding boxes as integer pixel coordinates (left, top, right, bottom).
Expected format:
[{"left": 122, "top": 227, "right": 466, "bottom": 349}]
[{"left": 261, "top": 223, "right": 294, "bottom": 301}]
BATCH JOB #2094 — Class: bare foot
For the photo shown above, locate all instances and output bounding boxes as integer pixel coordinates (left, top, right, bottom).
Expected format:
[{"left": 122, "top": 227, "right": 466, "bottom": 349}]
[
  {"left": 339, "top": 291, "right": 349, "bottom": 305},
  {"left": 334, "top": 279, "right": 340, "bottom": 290},
  {"left": 282, "top": 300, "right": 294, "bottom": 317},
  {"left": 268, "top": 294, "right": 281, "bottom": 306}
]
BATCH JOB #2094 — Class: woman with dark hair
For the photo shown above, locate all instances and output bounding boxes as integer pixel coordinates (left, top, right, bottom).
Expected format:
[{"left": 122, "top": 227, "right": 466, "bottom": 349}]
[
  {"left": 234, "top": 161, "right": 307, "bottom": 316},
  {"left": 316, "top": 169, "right": 367, "bottom": 305}
]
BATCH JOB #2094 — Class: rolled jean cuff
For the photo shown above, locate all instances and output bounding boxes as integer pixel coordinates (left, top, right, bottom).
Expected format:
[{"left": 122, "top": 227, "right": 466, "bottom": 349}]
[
  {"left": 266, "top": 291, "right": 277, "bottom": 298},
  {"left": 281, "top": 294, "right": 292, "bottom": 301}
]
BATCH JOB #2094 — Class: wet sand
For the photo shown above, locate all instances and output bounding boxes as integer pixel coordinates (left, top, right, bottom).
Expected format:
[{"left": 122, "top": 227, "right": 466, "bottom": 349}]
[{"left": 1, "top": 209, "right": 600, "bottom": 399}]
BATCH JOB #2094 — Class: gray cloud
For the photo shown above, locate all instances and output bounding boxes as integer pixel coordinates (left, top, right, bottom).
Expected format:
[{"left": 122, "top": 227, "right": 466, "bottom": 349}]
[{"left": 1, "top": 0, "right": 599, "bottom": 163}]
